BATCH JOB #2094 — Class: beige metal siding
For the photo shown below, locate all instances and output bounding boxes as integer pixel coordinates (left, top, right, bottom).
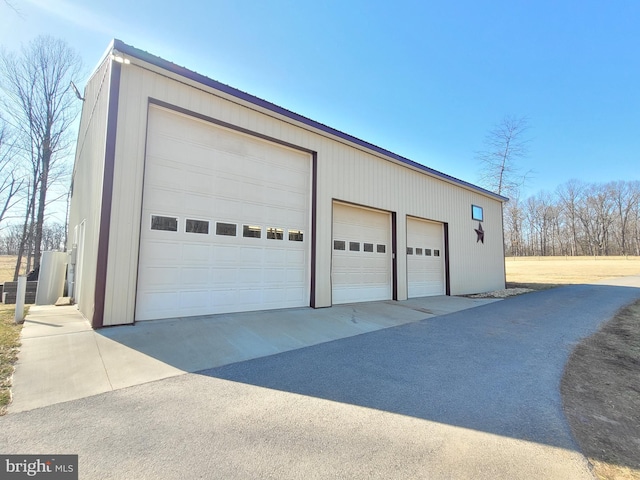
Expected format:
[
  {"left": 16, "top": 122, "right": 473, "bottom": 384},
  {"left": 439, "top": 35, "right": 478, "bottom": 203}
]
[
  {"left": 100, "top": 56, "right": 505, "bottom": 325},
  {"left": 67, "top": 57, "right": 112, "bottom": 321}
]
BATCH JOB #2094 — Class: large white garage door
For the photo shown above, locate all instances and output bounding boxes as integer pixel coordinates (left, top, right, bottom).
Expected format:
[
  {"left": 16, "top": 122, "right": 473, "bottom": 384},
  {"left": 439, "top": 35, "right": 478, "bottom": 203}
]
[
  {"left": 406, "top": 217, "right": 445, "bottom": 297},
  {"left": 135, "top": 105, "right": 311, "bottom": 321},
  {"left": 332, "top": 202, "right": 392, "bottom": 304}
]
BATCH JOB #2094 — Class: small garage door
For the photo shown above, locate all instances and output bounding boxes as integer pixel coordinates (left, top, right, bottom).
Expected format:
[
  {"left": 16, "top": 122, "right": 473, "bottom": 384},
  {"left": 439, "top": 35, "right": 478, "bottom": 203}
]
[
  {"left": 135, "top": 105, "right": 311, "bottom": 321},
  {"left": 406, "top": 217, "right": 445, "bottom": 297},
  {"left": 332, "top": 202, "right": 392, "bottom": 304}
]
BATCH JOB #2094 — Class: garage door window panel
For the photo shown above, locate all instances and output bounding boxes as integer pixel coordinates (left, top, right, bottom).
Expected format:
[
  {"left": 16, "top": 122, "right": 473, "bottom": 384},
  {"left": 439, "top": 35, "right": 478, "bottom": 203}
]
[
  {"left": 186, "top": 219, "right": 209, "bottom": 234},
  {"left": 267, "top": 227, "right": 284, "bottom": 240},
  {"left": 288, "top": 230, "right": 304, "bottom": 242},
  {"left": 216, "top": 222, "right": 237, "bottom": 236},
  {"left": 243, "top": 225, "right": 262, "bottom": 238},
  {"left": 151, "top": 215, "right": 178, "bottom": 232}
]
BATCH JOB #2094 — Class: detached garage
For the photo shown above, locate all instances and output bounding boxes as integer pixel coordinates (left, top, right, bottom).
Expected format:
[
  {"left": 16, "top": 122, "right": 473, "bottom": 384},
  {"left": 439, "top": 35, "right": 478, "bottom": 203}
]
[{"left": 68, "top": 40, "right": 507, "bottom": 328}]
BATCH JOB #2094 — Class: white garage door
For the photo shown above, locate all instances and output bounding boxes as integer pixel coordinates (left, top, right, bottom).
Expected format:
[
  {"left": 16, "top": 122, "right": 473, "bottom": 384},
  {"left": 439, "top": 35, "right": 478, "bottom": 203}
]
[
  {"left": 406, "top": 217, "right": 445, "bottom": 297},
  {"left": 135, "top": 105, "right": 311, "bottom": 321},
  {"left": 332, "top": 202, "right": 392, "bottom": 304}
]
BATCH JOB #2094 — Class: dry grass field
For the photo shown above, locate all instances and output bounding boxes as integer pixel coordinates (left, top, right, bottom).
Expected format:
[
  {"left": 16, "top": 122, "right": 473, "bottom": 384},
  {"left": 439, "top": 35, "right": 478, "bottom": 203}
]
[
  {"left": 0, "top": 256, "right": 24, "bottom": 284},
  {"left": 506, "top": 256, "right": 640, "bottom": 286}
]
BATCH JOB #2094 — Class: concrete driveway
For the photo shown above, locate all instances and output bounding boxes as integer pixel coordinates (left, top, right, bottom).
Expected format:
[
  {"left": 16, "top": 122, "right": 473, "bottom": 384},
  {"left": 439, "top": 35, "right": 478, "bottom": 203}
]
[{"left": 1, "top": 277, "right": 639, "bottom": 479}]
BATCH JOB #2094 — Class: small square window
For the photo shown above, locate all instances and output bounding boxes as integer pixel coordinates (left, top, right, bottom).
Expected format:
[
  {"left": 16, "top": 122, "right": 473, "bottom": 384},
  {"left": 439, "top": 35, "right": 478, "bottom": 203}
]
[
  {"left": 364, "top": 243, "right": 374, "bottom": 252},
  {"left": 334, "top": 240, "right": 346, "bottom": 250},
  {"left": 377, "top": 244, "right": 386, "bottom": 253},
  {"left": 267, "top": 227, "right": 284, "bottom": 240},
  {"left": 349, "top": 242, "right": 360, "bottom": 252},
  {"left": 434, "top": 249, "right": 440, "bottom": 257},
  {"left": 416, "top": 248, "right": 423, "bottom": 255},
  {"left": 216, "top": 222, "right": 237, "bottom": 236},
  {"left": 243, "top": 225, "right": 262, "bottom": 238},
  {"left": 288, "top": 230, "right": 304, "bottom": 242},
  {"left": 425, "top": 249, "right": 432, "bottom": 256},
  {"left": 407, "top": 247, "right": 413, "bottom": 255},
  {"left": 186, "top": 219, "right": 209, "bottom": 234},
  {"left": 472, "top": 205, "right": 484, "bottom": 222},
  {"left": 151, "top": 215, "right": 178, "bottom": 232}
]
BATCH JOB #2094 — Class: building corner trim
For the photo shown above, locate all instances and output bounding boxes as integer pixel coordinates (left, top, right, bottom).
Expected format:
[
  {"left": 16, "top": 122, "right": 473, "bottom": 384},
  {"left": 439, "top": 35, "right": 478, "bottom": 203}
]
[{"left": 92, "top": 60, "right": 121, "bottom": 329}]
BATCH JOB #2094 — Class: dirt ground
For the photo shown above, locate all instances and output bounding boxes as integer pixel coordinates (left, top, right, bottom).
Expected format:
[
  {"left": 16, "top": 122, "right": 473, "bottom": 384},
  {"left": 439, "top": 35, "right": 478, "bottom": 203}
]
[
  {"left": 507, "top": 257, "right": 640, "bottom": 480},
  {"left": 561, "top": 301, "right": 640, "bottom": 480}
]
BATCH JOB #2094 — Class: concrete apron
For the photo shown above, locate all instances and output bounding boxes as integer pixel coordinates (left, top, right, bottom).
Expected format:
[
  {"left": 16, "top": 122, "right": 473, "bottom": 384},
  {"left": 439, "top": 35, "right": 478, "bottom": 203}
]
[{"left": 9, "top": 296, "right": 498, "bottom": 413}]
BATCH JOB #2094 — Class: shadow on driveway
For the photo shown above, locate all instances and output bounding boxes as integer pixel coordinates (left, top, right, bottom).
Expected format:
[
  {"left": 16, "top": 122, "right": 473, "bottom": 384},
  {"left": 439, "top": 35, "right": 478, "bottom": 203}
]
[{"left": 199, "top": 283, "right": 640, "bottom": 455}]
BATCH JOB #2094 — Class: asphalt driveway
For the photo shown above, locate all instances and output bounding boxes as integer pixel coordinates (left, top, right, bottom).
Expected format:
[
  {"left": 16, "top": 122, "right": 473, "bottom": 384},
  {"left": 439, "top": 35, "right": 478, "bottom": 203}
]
[{"left": 1, "top": 278, "right": 639, "bottom": 479}]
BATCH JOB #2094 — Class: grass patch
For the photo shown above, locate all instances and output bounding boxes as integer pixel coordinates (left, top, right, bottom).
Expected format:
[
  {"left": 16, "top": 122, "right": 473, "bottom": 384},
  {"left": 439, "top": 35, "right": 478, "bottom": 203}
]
[
  {"left": 0, "top": 303, "right": 24, "bottom": 415},
  {"left": 561, "top": 300, "right": 640, "bottom": 480}
]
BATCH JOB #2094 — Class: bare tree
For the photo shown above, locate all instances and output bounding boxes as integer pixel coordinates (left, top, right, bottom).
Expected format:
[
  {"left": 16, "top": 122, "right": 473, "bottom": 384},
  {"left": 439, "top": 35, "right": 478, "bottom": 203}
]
[
  {"left": 504, "top": 195, "right": 525, "bottom": 256},
  {"left": 0, "top": 116, "right": 23, "bottom": 227},
  {"left": 557, "top": 180, "right": 584, "bottom": 256},
  {"left": 2, "top": 0, "right": 20, "bottom": 15},
  {"left": 41, "top": 222, "right": 66, "bottom": 251},
  {"left": 477, "top": 115, "right": 531, "bottom": 198},
  {"left": 0, "top": 35, "right": 82, "bottom": 274}
]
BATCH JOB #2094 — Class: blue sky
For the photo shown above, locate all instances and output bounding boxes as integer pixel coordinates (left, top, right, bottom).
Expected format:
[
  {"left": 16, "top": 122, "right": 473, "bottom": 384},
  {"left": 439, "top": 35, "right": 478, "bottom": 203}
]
[{"left": 1, "top": 0, "right": 639, "bottom": 201}]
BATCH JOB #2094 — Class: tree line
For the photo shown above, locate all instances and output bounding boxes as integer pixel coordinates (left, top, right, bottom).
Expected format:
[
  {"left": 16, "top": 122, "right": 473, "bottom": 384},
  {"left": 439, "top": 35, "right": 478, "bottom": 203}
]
[
  {"left": 504, "top": 180, "right": 640, "bottom": 257},
  {"left": 477, "top": 116, "right": 639, "bottom": 257}
]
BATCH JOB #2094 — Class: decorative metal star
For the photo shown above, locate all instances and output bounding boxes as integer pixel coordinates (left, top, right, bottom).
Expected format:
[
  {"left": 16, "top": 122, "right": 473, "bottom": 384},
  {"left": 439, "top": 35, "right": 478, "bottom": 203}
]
[{"left": 475, "top": 222, "right": 485, "bottom": 243}]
